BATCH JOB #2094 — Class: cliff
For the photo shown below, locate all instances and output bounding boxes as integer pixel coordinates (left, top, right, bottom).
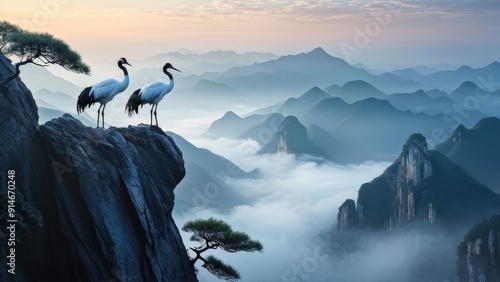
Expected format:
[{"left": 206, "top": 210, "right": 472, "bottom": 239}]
[
  {"left": 258, "top": 115, "right": 329, "bottom": 159},
  {"left": 337, "top": 199, "right": 358, "bottom": 237},
  {"left": 334, "top": 133, "right": 500, "bottom": 281},
  {"left": 338, "top": 133, "right": 500, "bottom": 231},
  {"left": 456, "top": 215, "right": 500, "bottom": 282},
  {"left": 0, "top": 53, "right": 197, "bottom": 281}
]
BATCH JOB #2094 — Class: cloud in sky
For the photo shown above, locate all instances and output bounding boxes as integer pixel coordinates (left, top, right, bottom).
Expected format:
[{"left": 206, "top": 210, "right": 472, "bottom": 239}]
[{"left": 1, "top": 0, "right": 498, "bottom": 68}]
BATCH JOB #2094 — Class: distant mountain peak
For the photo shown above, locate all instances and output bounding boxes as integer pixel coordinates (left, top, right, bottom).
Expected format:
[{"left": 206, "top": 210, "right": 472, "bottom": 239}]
[
  {"left": 207, "top": 50, "right": 239, "bottom": 55},
  {"left": 458, "top": 65, "right": 473, "bottom": 71},
  {"left": 458, "top": 80, "right": 479, "bottom": 89},
  {"left": 472, "top": 117, "right": 500, "bottom": 131},
  {"left": 222, "top": 111, "right": 241, "bottom": 120},
  {"left": 343, "top": 80, "right": 373, "bottom": 87},
  {"left": 451, "top": 81, "right": 487, "bottom": 96},
  {"left": 403, "top": 133, "right": 428, "bottom": 152},
  {"left": 309, "top": 47, "right": 329, "bottom": 56},
  {"left": 258, "top": 115, "right": 328, "bottom": 158},
  {"left": 400, "top": 133, "right": 432, "bottom": 186},
  {"left": 298, "top": 86, "right": 331, "bottom": 102}
]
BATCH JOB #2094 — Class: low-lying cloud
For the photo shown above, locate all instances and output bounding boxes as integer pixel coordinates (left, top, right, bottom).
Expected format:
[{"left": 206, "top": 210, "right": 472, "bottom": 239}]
[{"left": 174, "top": 136, "right": 391, "bottom": 281}]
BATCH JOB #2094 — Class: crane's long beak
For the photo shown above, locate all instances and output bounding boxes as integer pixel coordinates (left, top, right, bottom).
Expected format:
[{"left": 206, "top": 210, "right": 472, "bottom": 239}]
[
  {"left": 126, "top": 62, "right": 133, "bottom": 67},
  {"left": 172, "top": 66, "right": 181, "bottom": 72}
]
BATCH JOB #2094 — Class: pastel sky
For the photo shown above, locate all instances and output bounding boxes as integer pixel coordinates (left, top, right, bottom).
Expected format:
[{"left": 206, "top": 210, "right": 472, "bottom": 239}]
[{"left": 2, "top": 0, "right": 499, "bottom": 69}]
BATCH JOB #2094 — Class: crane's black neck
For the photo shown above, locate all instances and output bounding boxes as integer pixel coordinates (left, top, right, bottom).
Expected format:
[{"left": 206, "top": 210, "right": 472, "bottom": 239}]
[
  {"left": 163, "top": 66, "right": 173, "bottom": 80},
  {"left": 118, "top": 62, "right": 129, "bottom": 75}
]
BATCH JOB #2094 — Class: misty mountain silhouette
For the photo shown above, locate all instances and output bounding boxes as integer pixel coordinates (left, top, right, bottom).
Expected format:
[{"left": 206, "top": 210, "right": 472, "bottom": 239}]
[
  {"left": 205, "top": 111, "right": 274, "bottom": 138},
  {"left": 257, "top": 116, "right": 330, "bottom": 160},
  {"left": 449, "top": 81, "right": 489, "bottom": 102},
  {"left": 334, "top": 80, "right": 386, "bottom": 103},
  {"left": 323, "top": 84, "right": 341, "bottom": 95},
  {"left": 307, "top": 124, "right": 347, "bottom": 163},
  {"left": 447, "top": 81, "right": 500, "bottom": 116},
  {"left": 186, "top": 78, "right": 244, "bottom": 106},
  {"left": 168, "top": 132, "right": 253, "bottom": 211},
  {"left": 199, "top": 47, "right": 420, "bottom": 102},
  {"left": 435, "top": 117, "right": 500, "bottom": 194},
  {"left": 21, "top": 64, "right": 80, "bottom": 94},
  {"left": 279, "top": 87, "right": 332, "bottom": 118},
  {"left": 239, "top": 113, "right": 285, "bottom": 145},
  {"left": 411, "top": 61, "right": 500, "bottom": 91},
  {"left": 168, "top": 131, "right": 251, "bottom": 178},
  {"left": 385, "top": 89, "right": 455, "bottom": 115},
  {"left": 136, "top": 50, "right": 278, "bottom": 70},
  {"left": 302, "top": 97, "right": 453, "bottom": 162}
]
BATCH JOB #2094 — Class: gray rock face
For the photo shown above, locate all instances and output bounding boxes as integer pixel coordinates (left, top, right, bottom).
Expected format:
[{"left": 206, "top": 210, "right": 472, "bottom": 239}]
[
  {"left": 348, "top": 133, "right": 500, "bottom": 231},
  {"left": 337, "top": 199, "right": 358, "bottom": 237},
  {"left": 258, "top": 115, "right": 329, "bottom": 159},
  {"left": 0, "top": 53, "right": 197, "bottom": 282},
  {"left": 456, "top": 215, "right": 500, "bottom": 282}
]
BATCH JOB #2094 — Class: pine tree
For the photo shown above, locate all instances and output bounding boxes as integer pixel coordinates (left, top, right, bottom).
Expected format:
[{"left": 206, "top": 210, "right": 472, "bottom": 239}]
[{"left": 183, "top": 217, "right": 263, "bottom": 281}]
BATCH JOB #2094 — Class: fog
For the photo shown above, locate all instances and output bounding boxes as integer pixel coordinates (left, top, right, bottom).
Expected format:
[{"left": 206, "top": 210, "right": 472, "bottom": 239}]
[{"left": 173, "top": 135, "right": 393, "bottom": 281}]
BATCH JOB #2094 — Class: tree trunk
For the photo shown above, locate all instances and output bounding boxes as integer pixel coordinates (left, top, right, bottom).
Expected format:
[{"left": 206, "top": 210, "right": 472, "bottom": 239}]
[{"left": 0, "top": 59, "right": 32, "bottom": 88}]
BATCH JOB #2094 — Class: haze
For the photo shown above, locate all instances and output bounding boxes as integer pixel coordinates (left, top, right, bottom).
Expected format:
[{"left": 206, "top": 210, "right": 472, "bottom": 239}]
[{"left": 2, "top": 0, "right": 500, "bottom": 70}]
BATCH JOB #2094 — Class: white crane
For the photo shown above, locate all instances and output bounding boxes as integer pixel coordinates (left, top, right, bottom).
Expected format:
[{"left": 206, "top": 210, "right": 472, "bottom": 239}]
[
  {"left": 125, "top": 62, "right": 180, "bottom": 126},
  {"left": 77, "top": 57, "right": 132, "bottom": 128}
]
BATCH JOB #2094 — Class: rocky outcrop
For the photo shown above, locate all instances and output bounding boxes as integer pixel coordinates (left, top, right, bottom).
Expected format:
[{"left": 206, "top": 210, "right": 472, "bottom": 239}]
[
  {"left": 337, "top": 199, "right": 358, "bottom": 237},
  {"left": 334, "top": 133, "right": 500, "bottom": 282},
  {"left": 456, "top": 215, "right": 500, "bottom": 282},
  {"left": 392, "top": 134, "right": 433, "bottom": 227},
  {"left": 346, "top": 133, "right": 500, "bottom": 231},
  {"left": 0, "top": 53, "right": 197, "bottom": 281},
  {"left": 258, "top": 115, "right": 329, "bottom": 159}
]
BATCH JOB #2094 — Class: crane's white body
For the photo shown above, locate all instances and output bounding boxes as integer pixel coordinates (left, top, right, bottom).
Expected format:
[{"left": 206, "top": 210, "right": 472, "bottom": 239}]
[
  {"left": 90, "top": 76, "right": 130, "bottom": 104},
  {"left": 77, "top": 58, "right": 131, "bottom": 128},
  {"left": 137, "top": 80, "right": 174, "bottom": 105},
  {"left": 125, "top": 62, "right": 180, "bottom": 127}
]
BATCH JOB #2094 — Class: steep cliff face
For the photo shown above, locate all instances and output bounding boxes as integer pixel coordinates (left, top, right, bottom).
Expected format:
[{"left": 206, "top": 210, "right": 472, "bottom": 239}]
[
  {"left": 456, "top": 215, "right": 500, "bottom": 282},
  {"left": 392, "top": 134, "right": 433, "bottom": 228},
  {"left": 258, "top": 115, "right": 329, "bottom": 159},
  {"left": 337, "top": 199, "right": 358, "bottom": 237},
  {"left": 353, "top": 133, "right": 500, "bottom": 231},
  {"left": 334, "top": 133, "right": 500, "bottom": 282},
  {"left": 0, "top": 54, "right": 197, "bottom": 281}
]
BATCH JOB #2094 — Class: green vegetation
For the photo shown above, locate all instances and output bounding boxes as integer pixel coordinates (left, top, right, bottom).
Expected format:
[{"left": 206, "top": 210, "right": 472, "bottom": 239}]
[
  {"left": 0, "top": 21, "right": 90, "bottom": 87},
  {"left": 182, "top": 217, "right": 263, "bottom": 281}
]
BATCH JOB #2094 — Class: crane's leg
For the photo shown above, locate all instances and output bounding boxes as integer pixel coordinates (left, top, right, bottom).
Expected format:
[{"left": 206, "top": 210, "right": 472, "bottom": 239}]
[
  {"left": 96, "top": 104, "right": 103, "bottom": 128},
  {"left": 154, "top": 104, "right": 158, "bottom": 127},
  {"left": 150, "top": 105, "right": 154, "bottom": 126},
  {"left": 101, "top": 104, "right": 106, "bottom": 128}
]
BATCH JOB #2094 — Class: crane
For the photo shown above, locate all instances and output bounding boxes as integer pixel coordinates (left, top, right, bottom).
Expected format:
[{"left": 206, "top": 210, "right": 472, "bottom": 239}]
[
  {"left": 125, "top": 62, "right": 180, "bottom": 127},
  {"left": 77, "top": 57, "right": 132, "bottom": 128}
]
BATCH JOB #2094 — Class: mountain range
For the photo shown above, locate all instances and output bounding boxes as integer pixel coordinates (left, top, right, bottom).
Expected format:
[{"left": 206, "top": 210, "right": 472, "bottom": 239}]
[{"left": 168, "top": 132, "right": 253, "bottom": 212}]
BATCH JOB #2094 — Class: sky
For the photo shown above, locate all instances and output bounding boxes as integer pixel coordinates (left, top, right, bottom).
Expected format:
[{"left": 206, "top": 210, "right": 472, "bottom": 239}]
[{"left": 2, "top": 0, "right": 500, "bottom": 69}]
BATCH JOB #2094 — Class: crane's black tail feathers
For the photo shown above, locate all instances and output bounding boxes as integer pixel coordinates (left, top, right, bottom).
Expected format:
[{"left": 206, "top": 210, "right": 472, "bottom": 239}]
[
  {"left": 77, "top": 87, "right": 95, "bottom": 114},
  {"left": 125, "top": 89, "right": 143, "bottom": 117}
]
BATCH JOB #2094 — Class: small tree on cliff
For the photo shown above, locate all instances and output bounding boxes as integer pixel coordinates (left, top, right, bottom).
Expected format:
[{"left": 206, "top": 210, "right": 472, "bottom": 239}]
[
  {"left": 182, "top": 217, "right": 263, "bottom": 281},
  {"left": 0, "top": 21, "right": 90, "bottom": 87}
]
